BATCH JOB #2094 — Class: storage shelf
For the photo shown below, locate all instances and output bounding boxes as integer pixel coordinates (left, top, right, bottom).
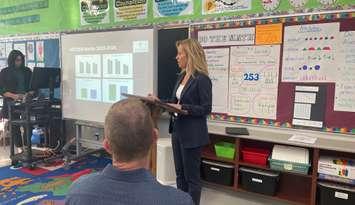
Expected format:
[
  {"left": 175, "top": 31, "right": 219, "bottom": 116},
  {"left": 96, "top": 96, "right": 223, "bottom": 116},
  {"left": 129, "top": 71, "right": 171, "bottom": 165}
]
[
  {"left": 238, "top": 161, "right": 313, "bottom": 178},
  {"left": 202, "top": 146, "right": 235, "bottom": 164},
  {"left": 237, "top": 187, "right": 309, "bottom": 205}
]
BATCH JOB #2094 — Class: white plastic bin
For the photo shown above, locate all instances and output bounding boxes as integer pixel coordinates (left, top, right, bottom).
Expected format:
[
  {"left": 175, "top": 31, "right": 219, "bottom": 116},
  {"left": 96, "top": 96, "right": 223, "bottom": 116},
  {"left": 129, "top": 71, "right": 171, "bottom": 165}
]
[{"left": 157, "top": 137, "right": 176, "bottom": 185}]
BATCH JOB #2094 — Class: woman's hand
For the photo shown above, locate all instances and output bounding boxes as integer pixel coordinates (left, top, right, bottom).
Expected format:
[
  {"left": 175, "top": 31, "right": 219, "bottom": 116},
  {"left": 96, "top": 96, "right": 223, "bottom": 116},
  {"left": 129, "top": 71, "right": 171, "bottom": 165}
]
[
  {"left": 167, "top": 103, "right": 182, "bottom": 110},
  {"left": 147, "top": 94, "right": 160, "bottom": 102}
]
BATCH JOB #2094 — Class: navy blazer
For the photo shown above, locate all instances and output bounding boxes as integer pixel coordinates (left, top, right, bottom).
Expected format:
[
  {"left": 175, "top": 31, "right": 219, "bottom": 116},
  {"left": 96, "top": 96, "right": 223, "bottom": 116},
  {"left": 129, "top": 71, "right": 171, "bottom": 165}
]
[{"left": 169, "top": 71, "right": 212, "bottom": 148}]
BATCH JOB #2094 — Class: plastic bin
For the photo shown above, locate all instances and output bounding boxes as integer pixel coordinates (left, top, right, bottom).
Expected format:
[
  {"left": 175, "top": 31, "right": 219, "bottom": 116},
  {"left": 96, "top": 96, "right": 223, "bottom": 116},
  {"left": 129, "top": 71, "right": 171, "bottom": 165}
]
[
  {"left": 214, "top": 141, "right": 235, "bottom": 160},
  {"left": 318, "top": 182, "right": 355, "bottom": 205},
  {"left": 241, "top": 147, "right": 270, "bottom": 166},
  {"left": 269, "top": 157, "right": 311, "bottom": 175},
  {"left": 239, "top": 167, "right": 280, "bottom": 196},
  {"left": 201, "top": 160, "right": 234, "bottom": 186}
]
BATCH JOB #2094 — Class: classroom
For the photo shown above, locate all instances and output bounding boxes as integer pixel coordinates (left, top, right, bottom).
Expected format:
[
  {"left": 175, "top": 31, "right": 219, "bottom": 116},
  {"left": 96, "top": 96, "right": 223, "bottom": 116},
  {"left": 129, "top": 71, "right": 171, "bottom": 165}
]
[{"left": 0, "top": 0, "right": 354, "bottom": 205}]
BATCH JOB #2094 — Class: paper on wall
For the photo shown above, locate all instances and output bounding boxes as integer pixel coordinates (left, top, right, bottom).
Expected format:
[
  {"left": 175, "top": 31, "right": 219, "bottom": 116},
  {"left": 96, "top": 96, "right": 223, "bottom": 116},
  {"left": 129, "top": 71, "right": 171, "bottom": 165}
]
[
  {"left": 293, "top": 103, "right": 311, "bottom": 120},
  {"left": 295, "top": 92, "right": 316, "bottom": 104},
  {"left": 334, "top": 31, "right": 355, "bottom": 112},
  {"left": 205, "top": 48, "right": 229, "bottom": 113},
  {"left": 228, "top": 45, "right": 280, "bottom": 119},
  {"left": 282, "top": 22, "right": 340, "bottom": 82}
]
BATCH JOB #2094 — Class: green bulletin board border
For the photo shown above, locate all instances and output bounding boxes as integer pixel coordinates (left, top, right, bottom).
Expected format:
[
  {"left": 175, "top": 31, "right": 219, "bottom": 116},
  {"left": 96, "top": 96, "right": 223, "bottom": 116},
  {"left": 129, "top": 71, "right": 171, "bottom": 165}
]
[{"left": 0, "top": 0, "right": 354, "bottom": 36}]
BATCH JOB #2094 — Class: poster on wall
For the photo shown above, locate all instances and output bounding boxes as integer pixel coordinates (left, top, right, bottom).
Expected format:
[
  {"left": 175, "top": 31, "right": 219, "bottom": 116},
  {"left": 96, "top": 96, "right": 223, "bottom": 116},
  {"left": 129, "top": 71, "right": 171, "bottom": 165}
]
[
  {"left": 114, "top": 0, "right": 147, "bottom": 22},
  {"left": 205, "top": 48, "right": 230, "bottom": 113},
  {"left": 5, "top": 43, "right": 13, "bottom": 57},
  {"left": 229, "top": 45, "right": 280, "bottom": 120},
  {"left": 36, "top": 41, "right": 44, "bottom": 62},
  {"left": 80, "top": 0, "right": 110, "bottom": 25},
  {"left": 13, "top": 43, "right": 26, "bottom": 56},
  {"left": 202, "top": 0, "right": 251, "bottom": 15},
  {"left": 27, "top": 42, "right": 35, "bottom": 61},
  {"left": 0, "top": 43, "right": 6, "bottom": 58},
  {"left": 282, "top": 22, "right": 340, "bottom": 82},
  {"left": 334, "top": 31, "right": 355, "bottom": 112},
  {"left": 261, "top": 0, "right": 281, "bottom": 11},
  {"left": 154, "top": 0, "right": 193, "bottom": 17}
]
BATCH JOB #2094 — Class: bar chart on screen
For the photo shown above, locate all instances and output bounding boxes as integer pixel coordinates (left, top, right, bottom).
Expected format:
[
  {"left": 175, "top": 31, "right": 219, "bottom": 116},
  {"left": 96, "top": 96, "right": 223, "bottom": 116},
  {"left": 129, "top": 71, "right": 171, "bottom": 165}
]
[
  {"left": 75, "top": 55, "right": 102, "bottom": 78},
  {"left": 102, "top": 53, "right": 133, "bottom": 78},
  {"left": 75, "top": 78, "right": 102, "bottom": 102},
  {"left": 102, "top": 79, "right": 133, "bottom": 103}
]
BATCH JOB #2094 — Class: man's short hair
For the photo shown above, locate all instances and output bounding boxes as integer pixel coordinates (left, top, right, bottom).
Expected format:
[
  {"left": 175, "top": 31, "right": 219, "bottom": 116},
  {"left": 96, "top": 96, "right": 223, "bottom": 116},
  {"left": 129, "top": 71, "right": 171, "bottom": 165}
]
[{"left": 104, "top": 98, "right": 154, "bottom": 162}]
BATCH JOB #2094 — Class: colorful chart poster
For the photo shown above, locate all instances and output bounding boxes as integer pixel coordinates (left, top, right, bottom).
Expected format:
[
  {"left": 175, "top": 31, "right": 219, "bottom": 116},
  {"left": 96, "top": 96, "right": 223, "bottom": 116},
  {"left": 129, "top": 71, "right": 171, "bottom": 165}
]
[
  {"left": 80, "top": 0, "right": 110, "bottom": 25},
  {"left": 36, "top": 41, "right": 44, "bottom": 62},
  {"left": 202, "top": 0, "right": 251, "bottom": 15},
  {"left": 334, "top": 31, "right": 355, "bottom": 112},
  {"left": 255, "top": 23, "right": 283, "bottom": 45},
  {"left": 154, "top": 0, "right": 193, "bottom": 17},
  {"left": 229, "top": 45, "right": 280, "bottom": 120},
  {"left": 282, "top": 22, "right": 340, "bottom": 82},
  {"left": 205, "top": 48, "right": 230, "bottom": 113},
  {"left": 114, "top": 0, "right": 147, "bottom": 22},
  {"left": 27, "top": 42, "right": 35, "bottom": 61}
]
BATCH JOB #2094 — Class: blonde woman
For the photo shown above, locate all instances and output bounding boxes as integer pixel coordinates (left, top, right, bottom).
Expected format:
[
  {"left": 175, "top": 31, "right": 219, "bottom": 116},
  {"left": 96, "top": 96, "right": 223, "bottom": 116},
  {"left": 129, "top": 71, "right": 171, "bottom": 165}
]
[{"left": 168, "top": 38, "right": 212, "bottom": 205}]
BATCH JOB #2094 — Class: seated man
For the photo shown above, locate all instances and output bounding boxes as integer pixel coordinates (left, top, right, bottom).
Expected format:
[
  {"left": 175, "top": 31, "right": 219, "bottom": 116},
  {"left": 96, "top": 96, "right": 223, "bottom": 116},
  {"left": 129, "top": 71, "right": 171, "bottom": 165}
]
[{"left": 65, "top": 99, "right": 194, "bottom": 205}]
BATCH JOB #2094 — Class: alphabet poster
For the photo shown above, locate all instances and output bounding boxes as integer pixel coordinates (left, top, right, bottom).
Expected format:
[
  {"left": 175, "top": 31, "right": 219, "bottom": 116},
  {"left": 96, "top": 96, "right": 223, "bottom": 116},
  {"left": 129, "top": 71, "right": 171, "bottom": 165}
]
[
  {"left": 282, "top": 22, "right": 340, "bottom": 82},
  {"left": 229, "top": 45, "right": 280, "bottom": 119}
]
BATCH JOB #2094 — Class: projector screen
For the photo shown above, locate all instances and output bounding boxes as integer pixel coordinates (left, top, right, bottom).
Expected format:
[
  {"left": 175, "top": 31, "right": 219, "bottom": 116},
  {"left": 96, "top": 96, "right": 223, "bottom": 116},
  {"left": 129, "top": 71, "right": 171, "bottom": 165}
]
[{"left": 62, "top": 29, "right": 157, "bottom": 123}]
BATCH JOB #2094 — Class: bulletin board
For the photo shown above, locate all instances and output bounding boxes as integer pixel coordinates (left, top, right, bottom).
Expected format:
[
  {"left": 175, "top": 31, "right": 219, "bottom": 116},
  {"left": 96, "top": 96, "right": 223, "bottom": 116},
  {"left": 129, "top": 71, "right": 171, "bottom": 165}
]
[
  {"left": 0, "top": 34, "right": 61, "bottom": 98},
  {"left": 190, "top": 12, "right": 355, "bottom": 135},
  {"left": 0, "top": 34, "right": 60, "bottom": 70}
]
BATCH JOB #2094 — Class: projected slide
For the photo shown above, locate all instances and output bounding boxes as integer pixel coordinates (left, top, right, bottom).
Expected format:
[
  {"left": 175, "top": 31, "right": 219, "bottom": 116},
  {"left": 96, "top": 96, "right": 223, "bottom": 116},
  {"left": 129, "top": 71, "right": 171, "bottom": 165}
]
[
  {"left": 76, "top": 78, "right": 102, "bottom": 102},
  {"left": 75, "top": 55, "right": 101, "bottom": 78},
  {"left": 62, "top": 29, "right": 156, "bottom": 123},
  {"left": 102, "top": 53, "right": 132, "bottom": 78},
  {"left": 102, "top": 79, "right": 133, "bottom": 103}
]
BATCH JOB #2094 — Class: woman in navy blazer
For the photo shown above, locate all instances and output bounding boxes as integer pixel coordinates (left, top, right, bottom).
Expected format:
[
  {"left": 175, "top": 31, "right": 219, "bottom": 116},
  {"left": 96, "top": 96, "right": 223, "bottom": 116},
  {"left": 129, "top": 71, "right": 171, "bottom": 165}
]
[{"left": 167, "top": 38, "right": 212, "bottom": 205}]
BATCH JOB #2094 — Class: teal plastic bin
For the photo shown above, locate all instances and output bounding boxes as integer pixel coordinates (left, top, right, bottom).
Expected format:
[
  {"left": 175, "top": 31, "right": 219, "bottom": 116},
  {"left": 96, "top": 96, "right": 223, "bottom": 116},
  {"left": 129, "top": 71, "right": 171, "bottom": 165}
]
[
  {"left": 214, "top": 142, "right": 235, "bottom": 160},
  {"left": 269, "top": 158, "right": 311, "bottom": 175}
]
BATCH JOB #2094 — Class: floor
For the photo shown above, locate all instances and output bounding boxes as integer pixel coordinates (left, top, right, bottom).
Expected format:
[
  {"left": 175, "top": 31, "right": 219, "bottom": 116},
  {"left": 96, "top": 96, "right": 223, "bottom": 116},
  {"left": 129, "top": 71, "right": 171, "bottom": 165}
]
[{"left": 201, "top": 185, "right": 289, "bottom": 205}]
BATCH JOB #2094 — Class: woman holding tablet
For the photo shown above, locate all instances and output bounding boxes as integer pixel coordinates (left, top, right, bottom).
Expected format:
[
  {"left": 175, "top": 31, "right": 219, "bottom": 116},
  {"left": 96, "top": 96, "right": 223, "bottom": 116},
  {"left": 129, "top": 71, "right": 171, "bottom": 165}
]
[{"left": 164, "top": 38, "right": 212, "bottom": 205}]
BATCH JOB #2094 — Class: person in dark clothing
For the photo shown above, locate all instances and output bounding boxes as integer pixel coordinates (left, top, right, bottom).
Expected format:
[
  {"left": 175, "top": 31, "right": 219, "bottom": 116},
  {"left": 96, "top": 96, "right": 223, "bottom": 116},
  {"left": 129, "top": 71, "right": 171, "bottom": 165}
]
[{"left": 0, "top": 50, "right": 32, "bottom": 147}]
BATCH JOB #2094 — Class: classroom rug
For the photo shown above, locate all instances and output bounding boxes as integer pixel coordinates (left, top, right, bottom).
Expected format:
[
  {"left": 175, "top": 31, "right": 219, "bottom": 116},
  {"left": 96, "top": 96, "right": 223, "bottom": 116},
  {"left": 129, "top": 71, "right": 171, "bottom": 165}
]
[{"left": 0, "top": 155, "right": 111, "bottom": 205}]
